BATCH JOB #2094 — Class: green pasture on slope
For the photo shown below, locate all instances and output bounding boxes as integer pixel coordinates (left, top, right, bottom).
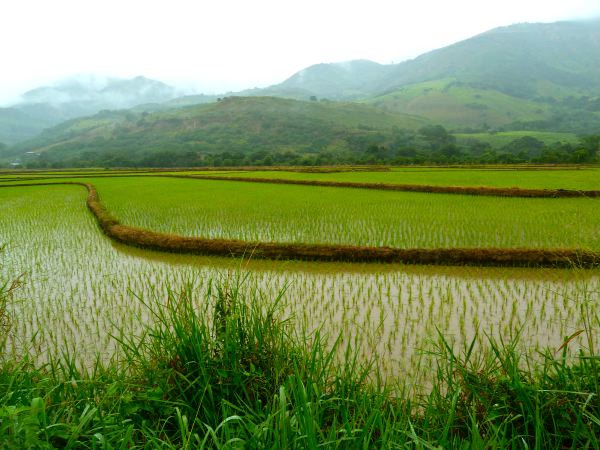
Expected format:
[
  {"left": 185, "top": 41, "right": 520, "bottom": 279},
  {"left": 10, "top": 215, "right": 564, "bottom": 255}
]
[
  {"left": 86, "top": 176, "right": 600, "bottom": 250},
  {"left": 364, "top": 79, "right": 551, "bottom": 128}
]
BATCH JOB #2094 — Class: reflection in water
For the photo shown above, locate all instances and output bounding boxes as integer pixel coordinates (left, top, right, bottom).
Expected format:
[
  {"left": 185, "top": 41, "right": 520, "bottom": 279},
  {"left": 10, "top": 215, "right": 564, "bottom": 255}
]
[{"left": 0, "top": 184, "right": 598, "bottom": 393}]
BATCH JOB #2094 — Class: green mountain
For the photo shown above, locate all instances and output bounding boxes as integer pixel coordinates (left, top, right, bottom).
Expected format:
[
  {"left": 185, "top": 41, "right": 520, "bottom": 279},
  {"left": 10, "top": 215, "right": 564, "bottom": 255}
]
[
  {"left": 8, "top": 96, "right": 427, "bottom": 166},
  {"left": 272, "top": 20, "right": 600, "bottom": 100},
  {"left": 378, "top": 20, "right": 600, "bottom": 98},
  {"left": 264, "top": 19, "right": 600, "bottom": 131}
]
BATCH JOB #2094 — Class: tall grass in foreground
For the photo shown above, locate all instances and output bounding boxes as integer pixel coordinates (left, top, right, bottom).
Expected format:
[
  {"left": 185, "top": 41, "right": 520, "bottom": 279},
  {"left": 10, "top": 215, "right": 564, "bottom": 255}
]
[{"left": 0, "top": 271, "right": 598, "bottom": 448}]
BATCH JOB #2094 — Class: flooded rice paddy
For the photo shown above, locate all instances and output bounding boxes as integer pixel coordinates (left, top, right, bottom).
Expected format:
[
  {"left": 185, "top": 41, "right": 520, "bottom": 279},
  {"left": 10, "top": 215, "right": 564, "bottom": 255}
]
[
  {"left": 94, "top": 177, "right": 600, "bottom": 250},
  {"left": 1, "top": 183, "right": 598, "bottom": 392}
]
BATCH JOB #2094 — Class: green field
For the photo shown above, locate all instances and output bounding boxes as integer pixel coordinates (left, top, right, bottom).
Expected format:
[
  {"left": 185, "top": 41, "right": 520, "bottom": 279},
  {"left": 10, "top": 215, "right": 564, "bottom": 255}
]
[
  {"left": 192, "top": 166, "right": 600, "bottom": 190},
  {"left": 80, "top": 176, "right": 600, "bottom": 250},
  {"left": 4, "top": 165, "right": 600, "bottom": 190},
  {"left": 1, "top": 169, "right": 599, "bottom": 447},
  {"left": 1, "top": 182, "right": 597, "bottom": 373}
]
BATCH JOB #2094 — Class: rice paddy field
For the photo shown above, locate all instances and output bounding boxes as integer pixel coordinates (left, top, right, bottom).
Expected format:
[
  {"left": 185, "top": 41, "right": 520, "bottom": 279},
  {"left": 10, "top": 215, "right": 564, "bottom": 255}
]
[
  {"left": 187, "top": 166, "right": 600, "bottom": 190},
  {"left": 1, "top": 166, "right": 599, "bottom": 447},
  {"left": 0, "top": 166, "right": 599, "bottom": 393},
  {"left": 3, "top": 165, "right": 600, "bottom": 190}
]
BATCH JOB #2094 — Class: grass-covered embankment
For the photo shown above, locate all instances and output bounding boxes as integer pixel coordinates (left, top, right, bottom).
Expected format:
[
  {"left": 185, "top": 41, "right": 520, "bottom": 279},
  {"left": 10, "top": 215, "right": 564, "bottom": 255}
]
[
  {"left": 1, "top": 271, "right": 598, "bottom": 448},
  {"left": 185, "top": 165, "right": 600, "bottom": 190},
  {"left": 4, "top": 166, "right": 600, "bottom": 196},
  {"left": 175, "top": 173, "right": 600, "bottom": 198}
]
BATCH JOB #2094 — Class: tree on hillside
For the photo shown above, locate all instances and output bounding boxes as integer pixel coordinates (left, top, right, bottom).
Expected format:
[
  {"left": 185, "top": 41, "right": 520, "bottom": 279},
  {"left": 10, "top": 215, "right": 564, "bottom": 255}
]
[
  {"left": 578, "top": 135, "right": 600, "bottom": 162},
  {"left": 418, "top": 125, "right": 456, "bottom": 150},
  {"left": 365, "top": 145, "right": 390, "bottom": 163},
  {"left": 501, "top": 136, "right": 545, "bottom": 158}
]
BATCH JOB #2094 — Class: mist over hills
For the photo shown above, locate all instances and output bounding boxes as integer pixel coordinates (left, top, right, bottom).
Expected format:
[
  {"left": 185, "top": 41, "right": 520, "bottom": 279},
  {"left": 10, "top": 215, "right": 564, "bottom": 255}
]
[
  {"left": 0, "top": 76, "right": 180, "bottom": 144},
  {"left": 2, "top": 18, "right": 600, "bottom": 166},
  {"left": 21, "top": 75, "right": 178, "bottom": 108}
]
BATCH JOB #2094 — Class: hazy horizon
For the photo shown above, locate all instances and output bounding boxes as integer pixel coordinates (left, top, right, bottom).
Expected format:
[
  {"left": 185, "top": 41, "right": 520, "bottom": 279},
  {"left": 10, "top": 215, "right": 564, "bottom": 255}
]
[{"left": 1, "top": 0, "right": 600, "bottom": 105}]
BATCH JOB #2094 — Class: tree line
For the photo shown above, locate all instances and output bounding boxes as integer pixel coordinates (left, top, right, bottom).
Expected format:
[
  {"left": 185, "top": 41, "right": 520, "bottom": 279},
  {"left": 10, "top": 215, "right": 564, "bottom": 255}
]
[{"left": 4, "top": 126, "right": 598, "bottom": 169}]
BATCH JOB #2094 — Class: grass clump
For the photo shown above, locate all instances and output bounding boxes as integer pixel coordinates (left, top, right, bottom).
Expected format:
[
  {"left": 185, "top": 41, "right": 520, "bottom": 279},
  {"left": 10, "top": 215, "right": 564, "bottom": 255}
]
[
  {"left": 116, "top": 276, "right": 396, "bottom": 447},
  {"left": 423, "top": 334, "right": 599, "bottom": 448},
  {"left": 119, "top": 277, "right": 304, "bottom": 439}
]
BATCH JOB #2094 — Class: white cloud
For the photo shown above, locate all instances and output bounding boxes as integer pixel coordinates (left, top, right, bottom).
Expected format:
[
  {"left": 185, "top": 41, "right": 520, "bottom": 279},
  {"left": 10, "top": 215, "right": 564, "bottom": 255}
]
[{"left": 1, "top": 0, "right": 599, "bottom": 104}]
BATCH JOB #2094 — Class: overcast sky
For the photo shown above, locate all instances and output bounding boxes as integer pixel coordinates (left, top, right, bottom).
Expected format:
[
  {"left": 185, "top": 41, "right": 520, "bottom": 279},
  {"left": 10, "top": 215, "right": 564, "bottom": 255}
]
[{"left": 1, "top": 0, "right": 599, "bottom": 105}]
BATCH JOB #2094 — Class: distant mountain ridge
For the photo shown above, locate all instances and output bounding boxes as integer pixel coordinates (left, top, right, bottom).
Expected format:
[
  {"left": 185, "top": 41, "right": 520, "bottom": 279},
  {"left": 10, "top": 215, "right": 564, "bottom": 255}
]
[
  {"left": 265, "top": 19, "right": 600, "bottom": 101},
  {"left": 0, "top": 76, "right": 181, "bottom": 144},
  {"left": 378, "top": 20, "right": 600, "bottom": 98}
]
